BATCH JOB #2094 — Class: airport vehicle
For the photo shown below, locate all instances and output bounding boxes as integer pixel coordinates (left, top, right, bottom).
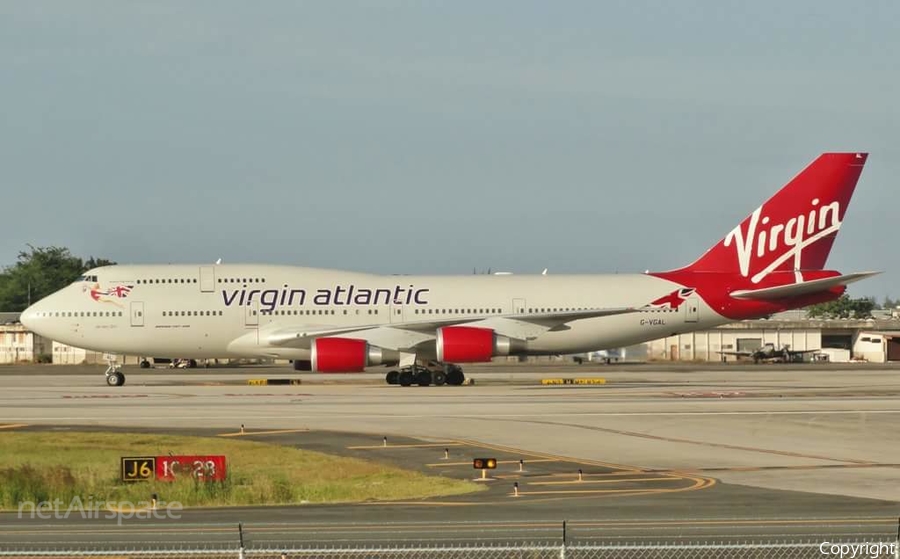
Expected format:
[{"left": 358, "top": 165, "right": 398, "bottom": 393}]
[
  {"left": 719, "top": 343, "right": 819, "bottom": 363},
  {"left": 21, "top": 153, "right": 875, "bottom": 387},
  {"left": 572, "top": 348, "right": 625, "bottom": 364}
]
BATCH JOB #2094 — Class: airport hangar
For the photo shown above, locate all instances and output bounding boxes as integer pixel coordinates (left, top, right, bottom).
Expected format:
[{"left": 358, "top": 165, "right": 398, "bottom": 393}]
[{"left": 3, "top": 309, "right": 900, "bottom": 365}]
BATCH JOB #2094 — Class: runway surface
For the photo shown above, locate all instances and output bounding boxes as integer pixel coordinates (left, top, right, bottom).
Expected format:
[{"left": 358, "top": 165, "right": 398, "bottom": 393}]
[{"left": 1, "top": 363, "right": 899, "bottom": 549}]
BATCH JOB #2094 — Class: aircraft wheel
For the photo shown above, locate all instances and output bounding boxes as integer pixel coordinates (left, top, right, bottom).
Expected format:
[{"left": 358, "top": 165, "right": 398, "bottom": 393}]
[
  {"left": 386, "top": 370, "right": 400, "bottom": 385},
  {"left": 106, "top": 372, "right": 125, "bottom": 387},
  {"left": 415, "top": 370, "right": 432, "bottom": 387},
  {"left": 140, "top": 360, "right": 151, "bottom": 369},
  {"left": 446, "top": 368, "right": 464, "bottom": 386},
  {"left": 432, "top": 370, "right": 447, "bottom": 386},
  {"left": 398, "top": 370, "right": 414, "bottom": 387}
]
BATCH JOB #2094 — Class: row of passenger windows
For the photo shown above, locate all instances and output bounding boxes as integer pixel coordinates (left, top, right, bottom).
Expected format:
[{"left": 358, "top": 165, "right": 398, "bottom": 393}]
[
  {"left": 136, "top": 278, "right": 197, "bottom": 285},
  {"left": 259, "top": 307, "right": 602, "bottom": 317},
  {"left": 261, "top": 309, "right": 379, "bottom": 316},
  {"left": 162, "top": 310, "right": 224, "bottom": 317},
  {"left": 641, "top": 308, "right": 678, "bottom": 313},
  {"left": 411, "top": 307, "right": 593, "bottom": 315},
  {"left": 414, "top": 308, "right": 502, "bottom": 315},
  {"left": 38, "top": 311, "right": 123, "bottom": 318},
  {"left": 134, "top": 278, "right": 269, "bottom": 285},
  {"left": 219, "top": 278, "right": 266, "bottom": 283}
]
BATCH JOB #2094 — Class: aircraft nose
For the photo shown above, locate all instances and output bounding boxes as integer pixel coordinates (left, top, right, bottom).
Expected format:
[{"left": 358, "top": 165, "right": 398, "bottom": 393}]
[{"left": 20, "top": 299, "right": 47, "bottom": 332}]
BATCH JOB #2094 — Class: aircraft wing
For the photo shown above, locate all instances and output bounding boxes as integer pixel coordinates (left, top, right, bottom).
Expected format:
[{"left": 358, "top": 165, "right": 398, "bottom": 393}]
[
  {"left": 730, "top": 272, "right": 880, "bottom": 300},
  {"left": 263, "top": 307, "right": 640, "bottom": 349},
  {"left": 396, "top": 307, "right": 639, "bottom": 338},
  {"left": 787, "top": 348, "right": 821, "bottom": 355},
  {"left": 716, "top": 350, "right": 754, "bottom": 357}
]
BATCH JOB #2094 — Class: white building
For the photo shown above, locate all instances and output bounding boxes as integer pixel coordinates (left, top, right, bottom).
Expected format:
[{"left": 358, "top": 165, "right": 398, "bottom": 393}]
[
  {"left": 0, "top": 324, "right": 51, "bottom": 364},
  {"left": 646, "top": 317, "right": 900, "bottom": 363}
]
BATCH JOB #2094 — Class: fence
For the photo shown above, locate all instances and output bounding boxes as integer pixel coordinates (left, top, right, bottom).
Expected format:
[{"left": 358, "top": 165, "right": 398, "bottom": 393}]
[{"left": 1, "top": 541, "right": 898, "bottom": 559}]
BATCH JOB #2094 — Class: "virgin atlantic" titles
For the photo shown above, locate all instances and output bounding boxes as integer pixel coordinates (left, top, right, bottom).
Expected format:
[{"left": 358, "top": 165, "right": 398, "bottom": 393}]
[{"left": 222, "top": 284, "right": 430, "bottom": 312}]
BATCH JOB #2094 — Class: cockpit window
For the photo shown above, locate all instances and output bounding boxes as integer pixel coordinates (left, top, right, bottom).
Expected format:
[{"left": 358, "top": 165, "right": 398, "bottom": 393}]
[{"left": 76, "top": 275, "right": 98, "bottom": 283}]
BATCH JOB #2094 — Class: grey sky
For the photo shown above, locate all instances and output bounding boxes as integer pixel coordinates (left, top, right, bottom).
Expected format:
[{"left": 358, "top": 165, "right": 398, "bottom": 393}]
[{"left": 1, "top": 1, "right": 897, "bottom": 298}]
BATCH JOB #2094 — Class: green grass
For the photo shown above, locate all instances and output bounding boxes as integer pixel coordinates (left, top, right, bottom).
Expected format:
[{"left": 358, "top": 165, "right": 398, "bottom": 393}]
[{"left": 0, "top": 432, "right": 481, "bottom": 509}]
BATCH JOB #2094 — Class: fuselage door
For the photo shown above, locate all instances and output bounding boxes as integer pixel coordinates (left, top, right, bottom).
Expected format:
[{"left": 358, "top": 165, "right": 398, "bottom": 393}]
[
  {"left": 130, "top": 301, "right": 145, "bottom": 327},
  {"left": 390, "top": 303, "right": 405, "bottom": 324},
  {"left": 245, "top": 299, "right": 259, "bottom": 327},
  {"left": 199, "top": 266, "right": 215, "bottom": 293},
  {"left": 685, "top": 297, "right": 699, "bottom": 323},
  {"left": 512, "top": 298, "right": 527, "bottom": 315}
]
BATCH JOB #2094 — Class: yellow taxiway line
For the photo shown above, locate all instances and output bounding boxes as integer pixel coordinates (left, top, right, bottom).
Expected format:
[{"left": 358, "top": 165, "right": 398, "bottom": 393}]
[
  {"left": 528, "top": 477, "right": 679, "bottom": 486},
  {"left": 427, "top": 458, "right": 559, "bottom": 467},
  {"left": 218, "top": 428, "right": 309, "bottom": 437},
  {"left": 347, "top": 442, "right": 463, "bottom": 450}
]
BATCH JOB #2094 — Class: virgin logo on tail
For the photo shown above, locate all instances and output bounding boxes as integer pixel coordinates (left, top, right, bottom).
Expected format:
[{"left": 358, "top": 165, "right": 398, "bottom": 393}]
[
  {"left": 648, "top": 288, "right": 696, "bottom": 309},
  {"left": 724, "top": 198, "right": 841, "bottom": 284}
]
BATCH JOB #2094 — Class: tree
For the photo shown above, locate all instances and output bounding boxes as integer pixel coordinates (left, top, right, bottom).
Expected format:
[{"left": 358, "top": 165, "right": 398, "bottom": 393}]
[
  {"left": 0, "top": 246, "right": 116, "bottom": 312},
  {"left": 882, "top": 296, "right": 898, "bottom": 310},
  {"left": 806, "top": 294, "right": 876, "bottom": 319}
]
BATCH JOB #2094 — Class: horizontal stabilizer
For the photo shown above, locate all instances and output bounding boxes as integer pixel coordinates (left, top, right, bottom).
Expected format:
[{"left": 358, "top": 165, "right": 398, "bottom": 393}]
[{"left": 730, "top": 271, "right": 880, "bottom": 301}]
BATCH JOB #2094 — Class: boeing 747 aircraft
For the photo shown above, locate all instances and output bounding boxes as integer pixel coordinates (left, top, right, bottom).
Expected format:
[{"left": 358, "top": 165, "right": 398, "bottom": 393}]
[{"left": 21, "top": 153, "right": 875, "bottom": 387}]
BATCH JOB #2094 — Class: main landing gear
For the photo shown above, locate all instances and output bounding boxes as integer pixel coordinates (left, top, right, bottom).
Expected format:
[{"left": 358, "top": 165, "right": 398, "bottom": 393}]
[
  {"left": 104, "top": 357, "right": 126, "bottom": 387},
  {"left": 385, "top": 364, "right": 465, "bottom": 387}
]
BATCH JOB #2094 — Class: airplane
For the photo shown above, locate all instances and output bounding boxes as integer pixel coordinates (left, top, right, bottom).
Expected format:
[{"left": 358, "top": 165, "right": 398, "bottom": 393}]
[
  {"left": 719, "top": 343, "right": 820, "bottom": 363},
  {"left": 20, "top": 153, "right": 877, "bottom": 387}
]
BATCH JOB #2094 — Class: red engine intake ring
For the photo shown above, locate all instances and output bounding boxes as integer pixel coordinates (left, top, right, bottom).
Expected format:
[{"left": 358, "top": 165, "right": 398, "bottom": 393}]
[
  {"left": 436, "top": 326, "right": 495, "bottom": 363},
  {"left": 311, "top": 338, "right": 368, "bottom": 372}
]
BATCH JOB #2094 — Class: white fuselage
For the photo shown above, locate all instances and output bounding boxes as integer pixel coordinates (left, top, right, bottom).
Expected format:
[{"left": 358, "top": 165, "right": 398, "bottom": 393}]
[{"left": 21, "top": 264, "right": 727, "bottom": 361}]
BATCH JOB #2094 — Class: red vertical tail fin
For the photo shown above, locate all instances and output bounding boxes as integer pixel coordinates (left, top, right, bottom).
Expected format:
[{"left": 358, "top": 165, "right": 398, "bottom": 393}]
[{"left": 679, "top": 153, "right": 867, "bottom": 284}]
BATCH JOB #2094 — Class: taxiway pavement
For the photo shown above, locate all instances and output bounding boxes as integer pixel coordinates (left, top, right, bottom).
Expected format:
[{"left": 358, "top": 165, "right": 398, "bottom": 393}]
[{"left": 1, "top": 363, "right": 898, "bottom": 549}]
